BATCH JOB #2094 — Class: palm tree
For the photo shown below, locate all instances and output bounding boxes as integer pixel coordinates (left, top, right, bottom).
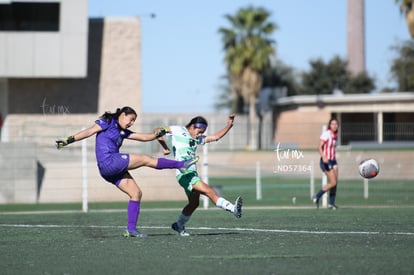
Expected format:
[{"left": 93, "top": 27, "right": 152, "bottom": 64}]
[
  {"left": 390, "top": 40, "right": 414, "bottom": 90},
  {"left": 219, "top": 6, "right": 277, "bottom": 150},
  {"left": 395, "top": 0, "right": 414, "bottom": 38}
]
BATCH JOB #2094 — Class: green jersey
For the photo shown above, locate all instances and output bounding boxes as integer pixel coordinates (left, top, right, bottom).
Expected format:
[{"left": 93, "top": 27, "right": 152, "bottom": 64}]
[{"left": 168, "top": 126, "right": 206, "bottom": 175}]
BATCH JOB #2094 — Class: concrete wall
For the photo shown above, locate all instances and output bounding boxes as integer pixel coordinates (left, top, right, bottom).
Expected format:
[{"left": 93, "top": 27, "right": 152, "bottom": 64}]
[
  {"left": 274, "top": 108, "right": 331, "bottom": 149},
  {"left": 0, "top": 143, "right": 38, "bottom": 203},
  {"left": 0, "top": 0, "right": 88, "bottom": 77},
  {"left": 98, "top": 17, "right": 141, "bottom": 114},
  {"left": 7, "top": 18, "right": 102, "bottom": 115},
  {"left": 2, "top": 17, "right": 142, "bottom": 141}
]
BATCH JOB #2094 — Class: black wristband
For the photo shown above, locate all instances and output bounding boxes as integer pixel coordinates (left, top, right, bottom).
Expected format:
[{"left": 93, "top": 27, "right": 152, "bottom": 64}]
[{"left": 67, "top": 136, "right": 75, "bottom": 144}]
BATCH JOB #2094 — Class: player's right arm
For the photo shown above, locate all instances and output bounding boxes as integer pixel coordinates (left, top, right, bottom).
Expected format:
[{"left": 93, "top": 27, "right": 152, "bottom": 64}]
[
  {"left": 205, "top": 114, "right": 235, "bottom": 143},
  {"left": 318, "top": 129, "right": 331, "bottom": 163},
  {"left": 157, "top": 136, "right": 171, "bottom": 155},
  {"left": 318, "top": 138, "right": 328, "bottom": 163},
  {"left": 155, "top": 126, "right": 172, "bottom": 155},
  {"left": 56, "top": 123, "right": 102, "bottom": 149}
]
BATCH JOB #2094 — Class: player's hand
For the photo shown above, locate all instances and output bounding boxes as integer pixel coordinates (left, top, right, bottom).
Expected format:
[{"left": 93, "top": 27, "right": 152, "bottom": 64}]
[
  {"left": 228, "top": 114, "right": 235, "bottom": 126},
  {"left": 56, "top": 136, "right": 75, "bottom": 149},
  {"left": 162, "top": 148, "right": 171, "bottom": 155},
  {"left": 323, "top": 162, "right": 332, "bottom": 171},
  {"left": 153, "top": 126, "right": 170, "bottom": 138}
]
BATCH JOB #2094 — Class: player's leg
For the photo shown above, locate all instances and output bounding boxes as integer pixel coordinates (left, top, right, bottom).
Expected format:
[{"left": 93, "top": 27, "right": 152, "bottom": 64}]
[
  {"left": 333, "top": 165, "right": 339, "bottom": 183},
  {"left": 313, "top": 169, "right": 336, "bottom": 208},
  {"left": 117, "top": 175, "right": 146, "bottom": 237},
  {"left": 328, "top": 165, "right": 339, "bottom": 209},
  {"left": 128, "top": 153, "right": 198, "bottom": 170},
  {"left": 323, "top": 169, "right": 337, "bottom": 191},
  {"left": 127, "top": 154, "right": 156, "bottom": 168},
  {"left": 172, "top": 191, "right": 200, "bottom": 236},
  {"left": 117, "top": 173, "right": 142, "bottom": 201},
  {"left": 313, "top": 159, "right": 336, "bottom": 208},
  {"left": 182, "top": 191, "right": 201, "bottom": 216},
  {"left": 193, "top": 181, "right": 243, "bottom": 218}
]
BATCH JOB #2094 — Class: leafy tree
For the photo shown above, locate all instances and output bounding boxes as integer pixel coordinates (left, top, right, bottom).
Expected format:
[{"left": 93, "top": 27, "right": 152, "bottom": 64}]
[
  {"left": 390, "top": 40, "right": 414, "bottom": 91},
  {"left": 216, "top": 61, "right": 299, "bottom": 113},
  {"left": 300, "top": 55, "right": 375, "bottom": 95},
  {"left": 214, "top": 75, "right": 244, "bottom": 113},
  {"left": 262, "top": 60, "right": 301, "bottom": 96},
  {"left": 301, "top": 56, "right": 348, "bottom": 95},
  {"left": 346, "top": 71, "right": 376, "bottom": 94},
  {"left": 219, "top": 6, "right": 277, "bottom": 150}
]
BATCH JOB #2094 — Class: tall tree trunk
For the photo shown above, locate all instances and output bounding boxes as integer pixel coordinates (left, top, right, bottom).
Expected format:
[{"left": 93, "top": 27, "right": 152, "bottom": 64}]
[
  {"left": 248, "top": 92, "right": 257, "bottom": 150},
  {"left": 241, "top": 68, "right": 262, "bottom": 151}
]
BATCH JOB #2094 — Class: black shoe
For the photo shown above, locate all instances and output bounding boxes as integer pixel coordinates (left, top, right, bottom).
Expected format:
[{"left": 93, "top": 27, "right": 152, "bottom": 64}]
[
  {"left": 171, "top": 222, "right": 190, "bottom": 236},
  {"left": 233, "top": 196, "right": 243, "bottom": 218}
]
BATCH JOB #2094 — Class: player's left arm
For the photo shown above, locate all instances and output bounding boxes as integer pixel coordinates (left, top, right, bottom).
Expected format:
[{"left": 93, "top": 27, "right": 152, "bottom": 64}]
[
  {"left": 128, "top": 132, "right": 157, "bottom": 142},
  {"left": 205, "top": 114, "right": 235, "bottom": 143},
  {"left": 128, "top": 126, "right": 171, "bottom": 142}
]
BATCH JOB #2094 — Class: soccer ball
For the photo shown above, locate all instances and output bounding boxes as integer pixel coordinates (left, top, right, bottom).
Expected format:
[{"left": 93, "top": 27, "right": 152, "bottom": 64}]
[{"left": 358, "top": 158, "right": 380, "bottom": 179}]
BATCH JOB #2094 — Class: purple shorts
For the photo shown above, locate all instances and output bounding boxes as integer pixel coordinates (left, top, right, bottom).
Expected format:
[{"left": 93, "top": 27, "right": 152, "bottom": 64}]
[{"left": 98, "top": 153, "right": 130, "bottom": 186}]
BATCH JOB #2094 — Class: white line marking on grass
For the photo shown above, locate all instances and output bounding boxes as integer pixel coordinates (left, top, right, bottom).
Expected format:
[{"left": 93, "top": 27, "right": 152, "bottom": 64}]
[
  {"left": 1, "top": 205, "right": 414, "bottom": 215},
  {"left": 0, "top": 224, "right": 413, "bottom": 236}
]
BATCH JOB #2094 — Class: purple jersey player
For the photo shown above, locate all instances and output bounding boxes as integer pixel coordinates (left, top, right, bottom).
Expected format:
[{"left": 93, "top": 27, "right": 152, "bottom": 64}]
[{"left": 56, "top": 106, "right": 198, "bottom": 237}]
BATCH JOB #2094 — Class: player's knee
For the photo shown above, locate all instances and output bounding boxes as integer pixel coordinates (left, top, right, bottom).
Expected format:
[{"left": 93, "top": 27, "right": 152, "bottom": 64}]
[{"left": 129, "top": 189, "right": 142, "bottom": 201}]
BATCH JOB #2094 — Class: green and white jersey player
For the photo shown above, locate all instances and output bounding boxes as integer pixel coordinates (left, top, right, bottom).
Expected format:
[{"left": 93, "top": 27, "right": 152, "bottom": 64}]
[
  {"left": 157, "top": 114, "right": 243, "bottom": 236},
  {"left": 168, "top": 124, "right": 205, "bottom": 177}
]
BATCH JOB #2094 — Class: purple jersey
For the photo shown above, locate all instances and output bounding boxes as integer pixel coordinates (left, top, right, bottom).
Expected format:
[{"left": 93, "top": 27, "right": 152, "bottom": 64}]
[{"left": 95, "top": 118, "right": 133, "bottom": 185}]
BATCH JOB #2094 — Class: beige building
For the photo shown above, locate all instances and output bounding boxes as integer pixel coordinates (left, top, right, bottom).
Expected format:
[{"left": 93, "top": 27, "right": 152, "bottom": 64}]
[
  {"left": 0, "top": 1, "right": 145, "bottom": 204},
  {"left": 273, "top": 93, "right": 414, "bottom": 149},
  {"left": 1, "top": 0, "right": 142, "bottom": 143}
]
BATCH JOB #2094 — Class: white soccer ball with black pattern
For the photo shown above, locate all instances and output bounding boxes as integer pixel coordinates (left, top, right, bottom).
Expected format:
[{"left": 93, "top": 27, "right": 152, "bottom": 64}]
[{"left": 358, "top": 158, "right": 380, "bottom": 179}]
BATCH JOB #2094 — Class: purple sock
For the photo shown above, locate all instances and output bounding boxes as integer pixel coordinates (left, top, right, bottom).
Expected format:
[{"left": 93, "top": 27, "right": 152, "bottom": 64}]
[
  {"left": 156, "top": 158, "right": 184, "bottom": 169},
  {"left": 127, "top": 200, "right": 140, "bottom": 231}
]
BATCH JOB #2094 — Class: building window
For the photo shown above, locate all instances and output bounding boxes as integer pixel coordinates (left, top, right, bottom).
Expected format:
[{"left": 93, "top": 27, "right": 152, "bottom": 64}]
[
  {"left": 383, "top": 112, "right": 414, "bottom": 141},
  {"left": 341, "top": 113, "right": 376, "bottom": 145},
  {"left": 0, "top": 2, "right": 60, "bottom": 31}
]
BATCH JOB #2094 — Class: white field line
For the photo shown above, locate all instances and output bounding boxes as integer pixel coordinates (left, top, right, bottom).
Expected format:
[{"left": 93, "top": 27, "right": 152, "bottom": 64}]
[
  {"left": 0, "top": 223, "right": 413, "bottom": 236},
  {"left": 1, "top": 205, "right": 414, "bottom": 215}
]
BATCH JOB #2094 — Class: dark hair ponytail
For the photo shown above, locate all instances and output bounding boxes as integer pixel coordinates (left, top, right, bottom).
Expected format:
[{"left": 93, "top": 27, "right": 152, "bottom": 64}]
[
  {"left": 327, "top": 117, "right": 339, "bottom": 131},
  {"left": 101, "top": 106, "right": 137, "bottom": 122},
  {"left": 186, "top": 116, "right": 208, "bottom": 129}
]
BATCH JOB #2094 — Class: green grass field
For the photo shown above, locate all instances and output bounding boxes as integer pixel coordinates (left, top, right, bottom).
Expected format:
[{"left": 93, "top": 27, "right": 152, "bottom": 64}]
[
  {"left": 208, "top": 176, "right": 414, "bottom": 207},
  {"left": 1, "top": 177, "right": 413, "bottom": 275}
]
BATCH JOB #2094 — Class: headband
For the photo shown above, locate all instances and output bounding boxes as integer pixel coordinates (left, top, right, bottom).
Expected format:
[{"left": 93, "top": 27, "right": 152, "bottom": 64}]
[{"left": 194, "top": 123, "right": 207, "bottom": 129}]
